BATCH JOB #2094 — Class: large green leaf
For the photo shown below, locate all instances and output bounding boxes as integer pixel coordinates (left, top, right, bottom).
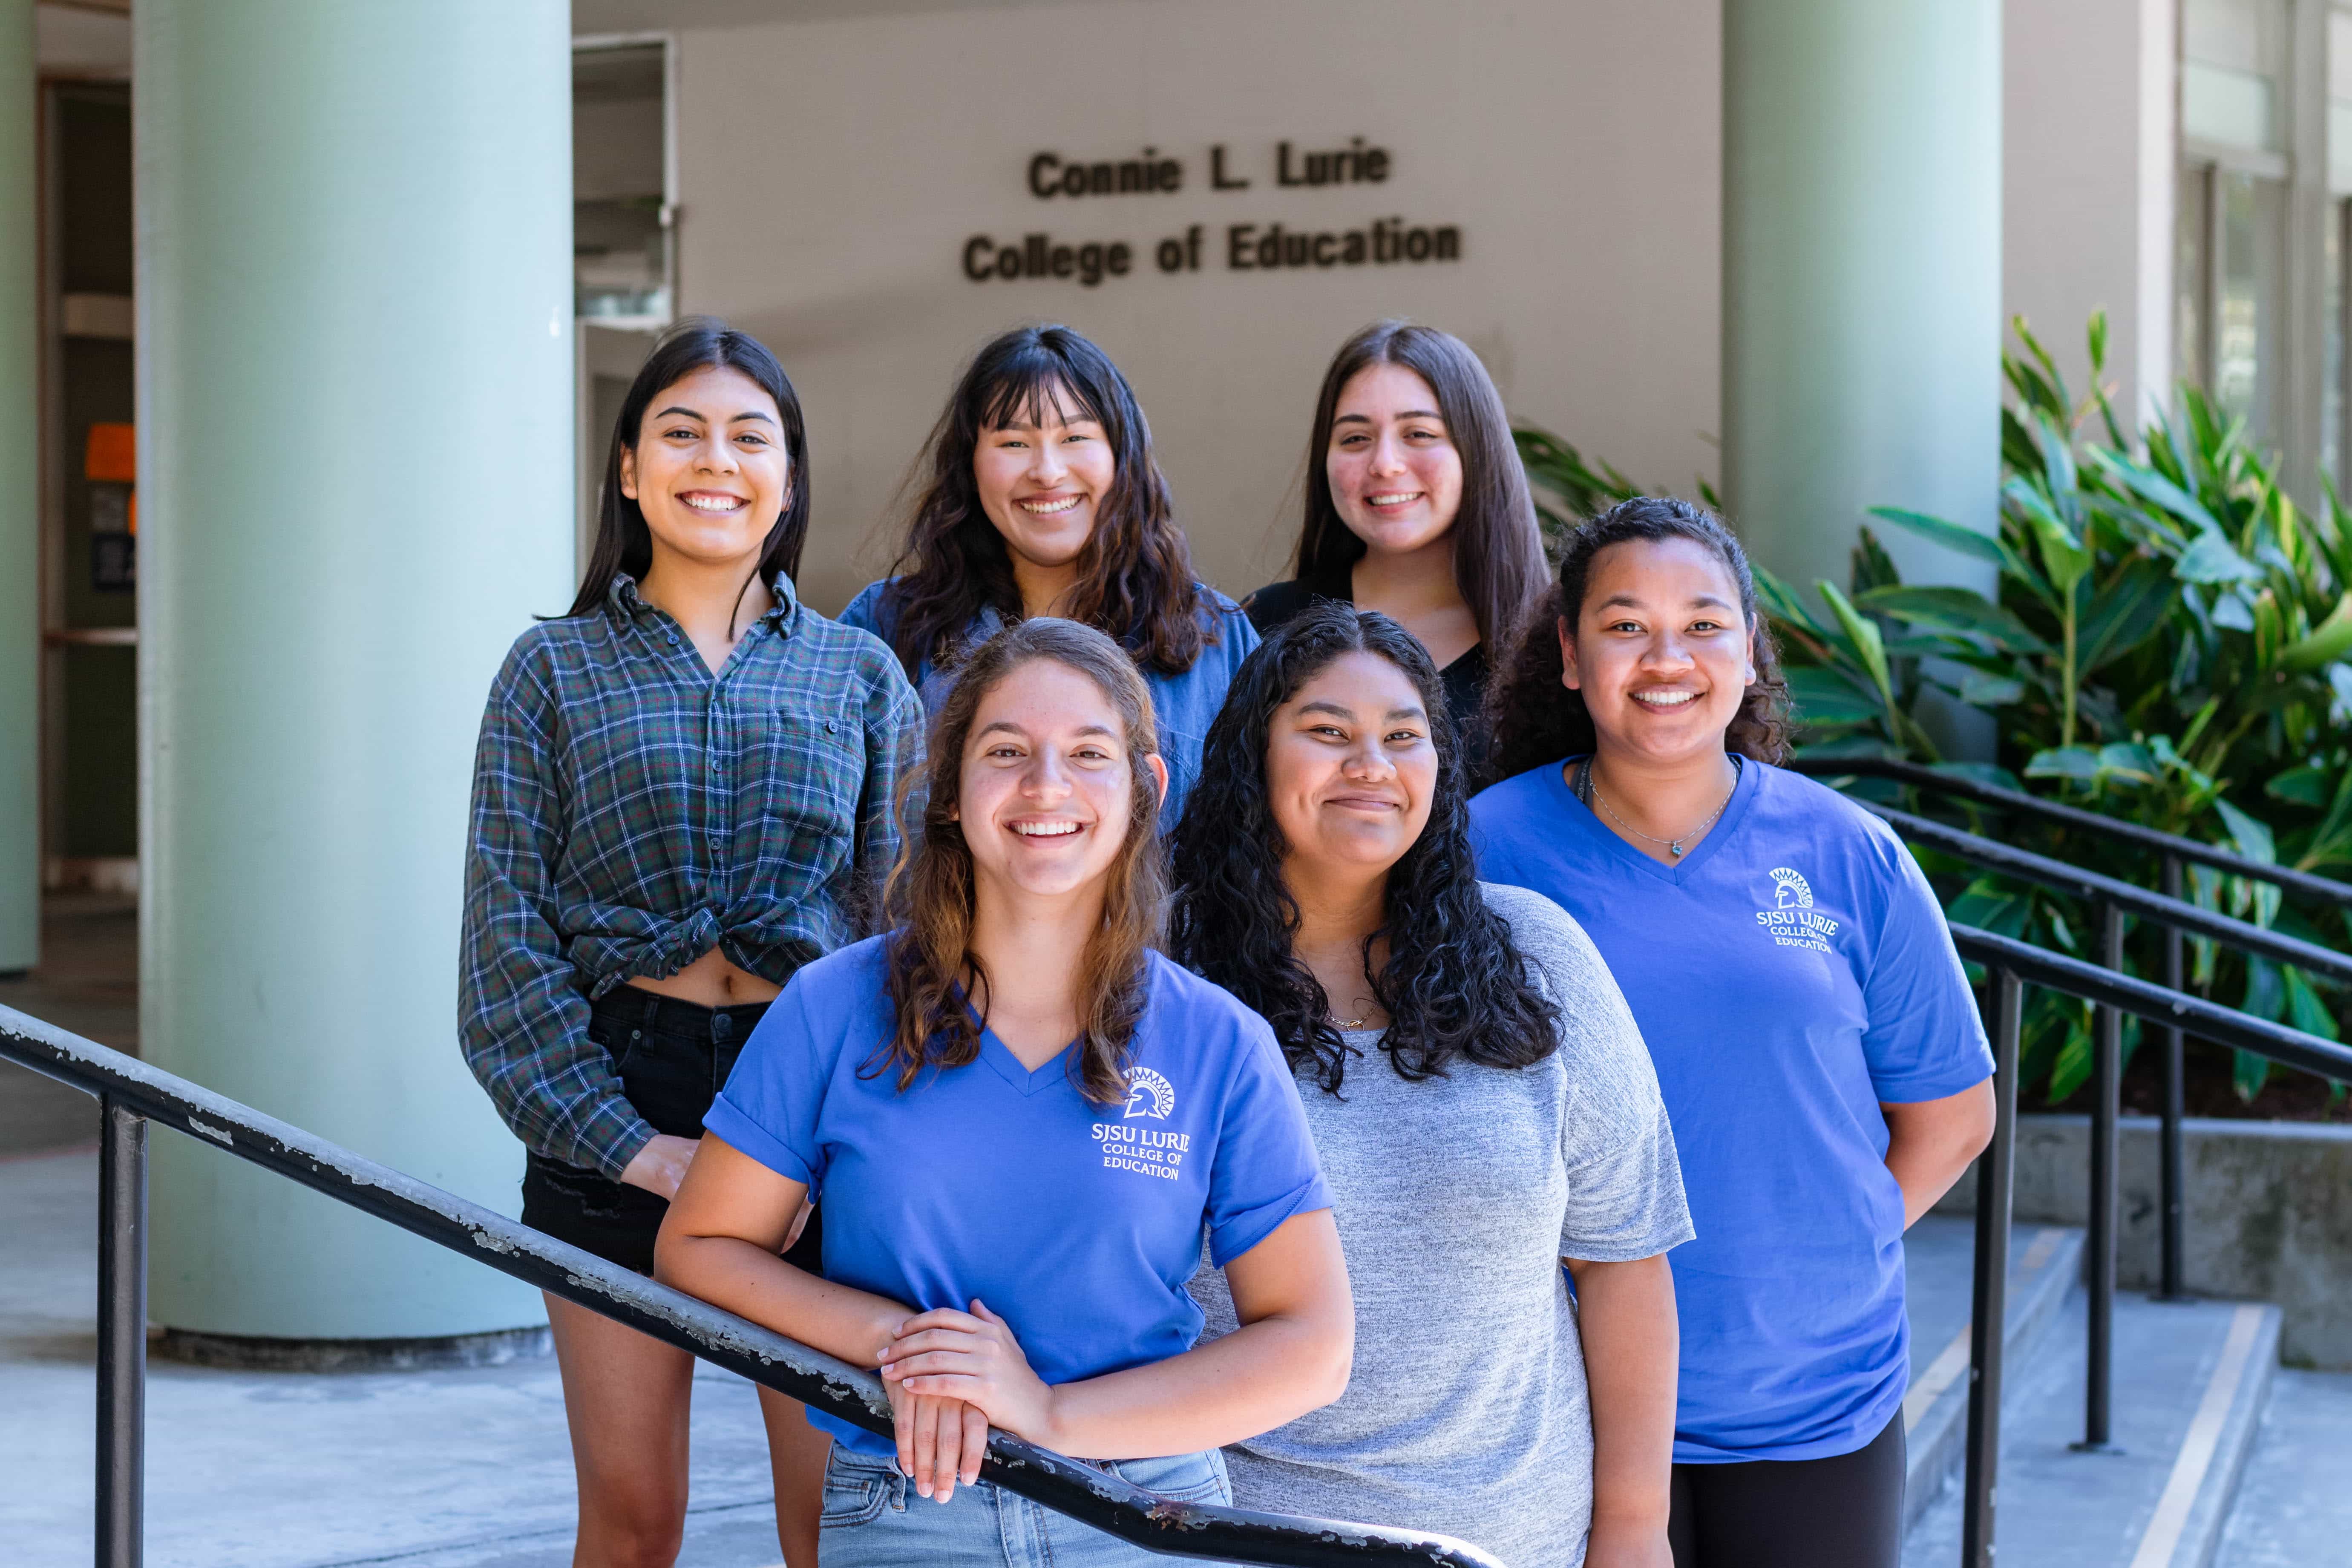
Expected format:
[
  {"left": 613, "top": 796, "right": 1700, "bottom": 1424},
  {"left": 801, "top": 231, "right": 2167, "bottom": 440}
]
[
  {"left": 2213, "top": 797, "right": 2278, "bottom": 865},
  {"left": 2077, "top": 556, "right": 2179, "bottom": 670},
  {"left": 2281, "top": 592, "right": 2352, "bottom": 671},
  {"left": 1752, "top": 564, "right": 1828, "bottom": 639},
  {"left": 1817, "top": 581, "right": 1895, "bottom": 705},
  {"left": 1865, "top": 506, "right": 2012, "bottom": 570},
  {"left": 2005, "top": 478, "right": 2095, "bottom": 593},
  {"left": 1782, "top": 665, "right": 1886, "bottom": 725},
  {"left": 1852, "top": 585, "right": 2051, "bottom": 652},
  {"left": 2087, "top": 446, "right": 2228, "bottom": 536},
  {"left": 2175, "top": 531, "right": 2263, "bottom": 584}
]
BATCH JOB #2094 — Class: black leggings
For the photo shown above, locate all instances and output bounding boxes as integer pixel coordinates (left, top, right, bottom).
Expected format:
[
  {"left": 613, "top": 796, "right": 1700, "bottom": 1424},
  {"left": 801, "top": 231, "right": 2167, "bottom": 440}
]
[{"left": 1668, "top": 1412, "right": 1905, "bottom": 1568}]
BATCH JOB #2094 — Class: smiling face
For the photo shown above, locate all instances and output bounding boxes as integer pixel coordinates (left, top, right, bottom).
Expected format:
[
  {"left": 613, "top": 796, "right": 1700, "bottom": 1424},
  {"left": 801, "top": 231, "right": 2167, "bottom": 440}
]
[
  {"left": 955, "top": 657, "right": 1166, "bottom": 907},
  {"left": 619, "top": 364, "right": 791, "bottom": 571},
  {"left": 1324, "top": 363, "right": 1465, "bottom": 560},
  {"left": 1562, "top": 537, "right": 1757, "bottom": 768},
  {"left": 972, "top": 383, "right": 1117, "bottom": 592},
  {"left": 1265, "top": 650, "right": 1438, "bottom": 883}
]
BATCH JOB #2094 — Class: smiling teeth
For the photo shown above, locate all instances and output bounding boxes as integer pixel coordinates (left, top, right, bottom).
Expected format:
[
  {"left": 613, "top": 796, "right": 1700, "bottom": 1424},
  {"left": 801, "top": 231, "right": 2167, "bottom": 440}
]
[
  {"left": 1012, "top": 822, "right": 1081, "bottom": 837},
  {"left": 1021, "top": 496, "right": 1082, "bottom": 515},
  {"left": 1367, "top": 493, "right": 1421, "bottom": 506},
  {"left": 683, "top": 495, "right": 743, "bottom": 512},
  {"left": 1633, "top": 691, "right": 1697, "bottom": 707}
]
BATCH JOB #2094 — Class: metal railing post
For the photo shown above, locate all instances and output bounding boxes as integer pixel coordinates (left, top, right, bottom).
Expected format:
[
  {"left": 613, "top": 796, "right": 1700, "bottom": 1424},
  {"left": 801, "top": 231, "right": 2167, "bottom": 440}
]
[
  {"left": 1963, "top": 967, "right": 2022, "bottom": 1568},
  {"left": 97, "top": 1093, "right": 148, "bottom": 1568},
  {"left": 2158, "top": 854, "right": 2187, "bottom": 1300},
  {"left": 2076, "top": 902, "right": 2124, "bottom": 1452}
]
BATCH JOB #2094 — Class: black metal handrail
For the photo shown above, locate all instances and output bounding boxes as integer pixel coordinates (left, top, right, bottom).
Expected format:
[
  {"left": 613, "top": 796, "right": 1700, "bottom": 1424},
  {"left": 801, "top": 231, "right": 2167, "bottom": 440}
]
[
  {"left": 1871, "top": 804, "right": 2352, "bottom": 985},
  {"left": 0, "top": 1001, "right": 1500, "bottom": 1568},
  {"left": 1808, "top": 754, "right": 2352, "bottom": 1306},
  {"left": 1871, "top": 788, "right": 2352, "bottom": 1453},
  {"left": 1796, "top": 754, "right": 2352, "bottom": 910}
]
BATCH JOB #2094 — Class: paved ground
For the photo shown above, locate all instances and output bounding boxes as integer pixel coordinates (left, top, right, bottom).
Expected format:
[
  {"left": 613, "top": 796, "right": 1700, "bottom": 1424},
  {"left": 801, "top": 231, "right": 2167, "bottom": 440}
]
[
  {"left": 3, "top": 1148, "right": 789, "bottom": 1568},
  {"left": 2214, "top": 1367, "right": 2352, "bottom": 1568},
  {"left": 0, "top": 893, "right": 138, "bottom": 1157}
]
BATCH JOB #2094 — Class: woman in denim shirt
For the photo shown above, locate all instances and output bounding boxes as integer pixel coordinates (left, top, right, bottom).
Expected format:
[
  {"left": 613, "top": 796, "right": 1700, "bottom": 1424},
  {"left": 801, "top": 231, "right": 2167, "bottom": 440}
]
[
  {"left": 840, "top": 324, "right": 1255, "bottom": 828},
  {"left": 461, "top": 319, "right": 921, "bottom": 1568}
]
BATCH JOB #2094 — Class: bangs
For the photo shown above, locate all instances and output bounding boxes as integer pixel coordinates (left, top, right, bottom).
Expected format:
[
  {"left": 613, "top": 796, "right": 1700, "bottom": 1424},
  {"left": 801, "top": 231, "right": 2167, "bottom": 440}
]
[{"left": 973, "top": 346, "right": 1114, "bottom": 434}]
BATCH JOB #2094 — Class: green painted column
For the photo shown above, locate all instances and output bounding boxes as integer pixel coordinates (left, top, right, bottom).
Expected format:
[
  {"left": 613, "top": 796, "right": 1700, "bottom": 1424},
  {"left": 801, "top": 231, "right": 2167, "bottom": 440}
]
[
  {"left": 0, "top": 0, "right": 36, "bottom": 976},
  {"left": 1722, "top": 0, "right": 2004, "bottom": 610},
  {"left": 137, "top": 1, "right": 573, "bottom": 1342}
]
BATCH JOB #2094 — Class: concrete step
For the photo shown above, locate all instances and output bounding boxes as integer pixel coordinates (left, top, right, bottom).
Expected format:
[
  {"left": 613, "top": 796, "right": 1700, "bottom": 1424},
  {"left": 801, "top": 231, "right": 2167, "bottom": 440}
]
[
  {"left": 2212, "top": 1365, "right": 2352, "bottom": 1568},
  {"left": 1899, "top": 1217, "right": 2085, "bottom": 1536},
  {"left": 1902, "top": 1291, "right": 2280, "bottom": 1568}
]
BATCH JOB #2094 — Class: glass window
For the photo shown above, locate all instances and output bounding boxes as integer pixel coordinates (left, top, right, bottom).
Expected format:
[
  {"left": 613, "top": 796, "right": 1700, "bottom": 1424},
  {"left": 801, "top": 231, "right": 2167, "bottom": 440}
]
[
  {"left": 573, "top": 43, "right": 671, "bottom": 324},
  {"left": 2184, "top": 0, "right": 2290, "bottom": 152},
  {"left": 2179, "top": 167, "right": 2214, "bottom": 397}
]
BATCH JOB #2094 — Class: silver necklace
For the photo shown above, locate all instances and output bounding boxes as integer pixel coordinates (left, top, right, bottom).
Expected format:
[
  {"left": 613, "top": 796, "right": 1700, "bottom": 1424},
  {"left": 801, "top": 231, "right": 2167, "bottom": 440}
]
[{"left": 1583, "top": 761, "right": 1733, "bottom": 858}]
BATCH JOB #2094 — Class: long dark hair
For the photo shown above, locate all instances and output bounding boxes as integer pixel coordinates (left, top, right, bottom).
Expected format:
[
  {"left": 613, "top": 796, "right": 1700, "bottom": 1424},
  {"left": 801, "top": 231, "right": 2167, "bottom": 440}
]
[
  {"left": 871, "top": 325, "right": 1216, "bottom": 679},
  {"left": 1485, "top": 495, "right": 1792, "bottom": 780},
  {"left": 1170, "top": 604, "right": 1557, "bottom": 1094},
  {"left": 563, "top": 317, "right": 810, "bottom": 619},
  {"left": 1286, "top": 320, "right": 1546, "bottom": 651},
  {"left": 878, "top": 618, "right": 1166, "bottom": 1104}
]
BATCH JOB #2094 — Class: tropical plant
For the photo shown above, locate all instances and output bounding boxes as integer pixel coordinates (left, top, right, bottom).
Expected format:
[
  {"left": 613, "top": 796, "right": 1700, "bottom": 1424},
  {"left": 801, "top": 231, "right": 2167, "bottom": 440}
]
[
  {"left": 1514, "top": 313, "right": 2352, "bottom": 1104},
  {"left": 1762, "top": 314, "right": 2352, "bottom": 1100}
]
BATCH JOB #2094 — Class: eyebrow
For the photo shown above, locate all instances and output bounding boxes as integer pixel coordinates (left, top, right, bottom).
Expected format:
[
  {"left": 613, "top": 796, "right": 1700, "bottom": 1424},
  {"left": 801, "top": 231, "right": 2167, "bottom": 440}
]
[
  {"left": 651, "top": 405, "right": 776, "bottom": 426},
  {"left": 975, "top": 720, "right": 1117, "bottom": 740},
  {"left": 1597, "top": 593, "right": 1736, "bottom": 611},
  {"left": 1331, "top": 410, "right": 1445, "bottom": 427},
  {"left": 1297, "top": 699, "right": 1427, "bottom": 722}
]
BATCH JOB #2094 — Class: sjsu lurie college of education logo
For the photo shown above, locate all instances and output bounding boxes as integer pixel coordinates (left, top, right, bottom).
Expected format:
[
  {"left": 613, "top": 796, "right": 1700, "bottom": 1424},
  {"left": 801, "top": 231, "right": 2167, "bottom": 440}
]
[
  {"left": 1094, "top": 1067, "right": 1188, "bottom": 1182},
  {"left": 1756, "top": 866, "right": 1838, "bottom": 952},
  {"left": 1122, "top": 1065, "right": 1175, "bottom": 1121}
]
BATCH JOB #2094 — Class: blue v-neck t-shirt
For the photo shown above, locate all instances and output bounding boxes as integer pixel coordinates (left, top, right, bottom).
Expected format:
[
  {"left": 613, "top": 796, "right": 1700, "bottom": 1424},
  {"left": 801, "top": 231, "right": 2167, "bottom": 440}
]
[
  {"left": 1469, "top": 758, "right": 1992, "bottom": 1463},
  {"left": 703, "top": 933, "right": 1332, "bottom": 1456}
]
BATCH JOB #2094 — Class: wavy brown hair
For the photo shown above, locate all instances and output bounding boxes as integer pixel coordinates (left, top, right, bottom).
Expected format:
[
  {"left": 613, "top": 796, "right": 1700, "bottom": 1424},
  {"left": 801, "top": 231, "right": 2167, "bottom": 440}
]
[
  {"left": 1284, "top": 320, "right": 1547, "bottom": 651},
  {"left": 869, "top": 325, "right": 1217, "bottom": 679},
  {"left": 875, "top": 618, "right": 1166, "bottom": 1103},
  {"left": 1485, "top": 495, "right": 1791, "bottom": 780}
]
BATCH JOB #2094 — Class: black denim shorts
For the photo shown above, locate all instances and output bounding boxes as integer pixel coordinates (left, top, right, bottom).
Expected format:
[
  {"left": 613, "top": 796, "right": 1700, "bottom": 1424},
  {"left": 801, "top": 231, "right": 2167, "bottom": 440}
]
[{"left": 521, "top": 984, "right": 823, "bottom": 1277}]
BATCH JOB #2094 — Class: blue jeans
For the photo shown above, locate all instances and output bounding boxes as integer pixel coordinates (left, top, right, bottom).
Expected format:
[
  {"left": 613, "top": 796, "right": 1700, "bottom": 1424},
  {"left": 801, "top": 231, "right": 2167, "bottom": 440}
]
[{"left": 818, "top": 1442, "right": 1232, "bottom": 1567}]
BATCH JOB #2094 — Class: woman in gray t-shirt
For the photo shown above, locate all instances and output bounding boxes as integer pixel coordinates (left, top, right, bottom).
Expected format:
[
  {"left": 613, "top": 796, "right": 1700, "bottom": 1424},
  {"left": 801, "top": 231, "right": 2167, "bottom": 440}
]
[{"left": 1172, "top": 604, "right": 1693, "bottom": 1568}]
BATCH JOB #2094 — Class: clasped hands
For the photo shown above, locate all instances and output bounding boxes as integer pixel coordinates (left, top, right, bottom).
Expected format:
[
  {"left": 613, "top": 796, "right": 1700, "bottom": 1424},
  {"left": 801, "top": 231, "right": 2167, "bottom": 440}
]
[{"left": 876, "top": 1299, "right": 1050, "bottom": 1505}]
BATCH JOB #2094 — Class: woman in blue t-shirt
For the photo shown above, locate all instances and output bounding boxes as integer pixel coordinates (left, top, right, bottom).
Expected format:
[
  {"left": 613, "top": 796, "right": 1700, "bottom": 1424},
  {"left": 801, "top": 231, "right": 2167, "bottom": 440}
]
[
  {"left": 838, "top": 325, "right": 1258, "bottom": 828},
  {"left": 1470, "top": 497, "right": 1997, "bottom": 1568},
  {"left": 656, "top": 617, "right": 1351, "bottom": 1567}
]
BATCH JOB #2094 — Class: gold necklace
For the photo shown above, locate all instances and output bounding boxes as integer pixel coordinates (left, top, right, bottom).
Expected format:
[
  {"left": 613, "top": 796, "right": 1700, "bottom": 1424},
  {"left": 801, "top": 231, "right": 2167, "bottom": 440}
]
[
  {"left": 1584, "top": 761, "right": 1734, "bottom": 859},
  {"left": 1330, "top": 1016, "right": 1368, "bottom": 1030}
]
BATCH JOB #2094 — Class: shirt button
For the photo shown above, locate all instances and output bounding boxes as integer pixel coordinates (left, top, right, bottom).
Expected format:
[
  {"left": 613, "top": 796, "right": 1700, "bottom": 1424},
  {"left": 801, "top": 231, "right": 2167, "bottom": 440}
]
[{"left": 826, "top": 721, "right": 838, "bottom": 734}]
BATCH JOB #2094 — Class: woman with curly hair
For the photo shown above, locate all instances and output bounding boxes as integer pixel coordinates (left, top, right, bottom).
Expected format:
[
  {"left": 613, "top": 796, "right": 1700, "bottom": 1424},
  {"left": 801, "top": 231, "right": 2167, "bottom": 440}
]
[
  {"left": 841, "top": 325, "right": 1256, "bottom": 826},
  {"left": 1173, "top": 603, "right": 1691, "bottom": 1568},
  {"left": 656, "top": 618, "right": 1351, "bottom": 1568},
  {"left": 1471, "top": 496, "right": 1996, "bottom": 1568}
]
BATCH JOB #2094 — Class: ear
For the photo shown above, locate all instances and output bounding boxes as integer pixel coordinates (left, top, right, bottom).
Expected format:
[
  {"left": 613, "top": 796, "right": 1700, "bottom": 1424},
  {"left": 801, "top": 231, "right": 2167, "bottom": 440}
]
[
  {"left": 619, "top": 443, "right": 639, "bottom": 503},
  {"left": 1745, "top": 615, "right": 1760, "bottom": 685},
  {"left": 1146, "top": 752, "right": 1170, "bottom": 806},
  {"left": 1556, "top": 615, "right": 1582, "bottom": 693}
]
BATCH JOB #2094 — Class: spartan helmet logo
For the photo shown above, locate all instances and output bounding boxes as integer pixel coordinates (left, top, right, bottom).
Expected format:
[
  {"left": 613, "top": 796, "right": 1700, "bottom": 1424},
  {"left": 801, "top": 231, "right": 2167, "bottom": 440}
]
[
  {"left": 1122, "top": 1066, "right": 1175, "bottom": 1121},
  {"left": 1770, "top": 867, "right": 1814, "bottom": 909}
]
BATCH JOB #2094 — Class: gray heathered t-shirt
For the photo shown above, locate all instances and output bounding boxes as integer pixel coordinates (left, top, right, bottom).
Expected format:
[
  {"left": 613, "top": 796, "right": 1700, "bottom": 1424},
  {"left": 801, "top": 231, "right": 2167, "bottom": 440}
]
[{"left": 1189, "top": 883, "right": 1693, "bottom": 1568}]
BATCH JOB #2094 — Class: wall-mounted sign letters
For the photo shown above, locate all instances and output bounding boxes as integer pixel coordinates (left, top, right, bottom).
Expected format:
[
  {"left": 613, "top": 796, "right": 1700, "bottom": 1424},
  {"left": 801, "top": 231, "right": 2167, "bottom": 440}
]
[{"left": 963, "top": 139, "right": 1460, "bottom": 288}]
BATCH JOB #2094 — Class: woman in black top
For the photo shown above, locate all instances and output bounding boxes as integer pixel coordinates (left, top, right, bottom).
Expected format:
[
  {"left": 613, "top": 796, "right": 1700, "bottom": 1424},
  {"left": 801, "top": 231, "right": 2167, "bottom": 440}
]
[{"left": 1244, "top": 320, "right": 1548, "bottom": 780}]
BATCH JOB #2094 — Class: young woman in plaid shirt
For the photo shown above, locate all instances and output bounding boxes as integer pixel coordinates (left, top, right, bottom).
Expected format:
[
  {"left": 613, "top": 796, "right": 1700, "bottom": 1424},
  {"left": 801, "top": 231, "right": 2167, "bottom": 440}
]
[{"left": 461, "top": 319, "right": 922, "bottom": 1568}]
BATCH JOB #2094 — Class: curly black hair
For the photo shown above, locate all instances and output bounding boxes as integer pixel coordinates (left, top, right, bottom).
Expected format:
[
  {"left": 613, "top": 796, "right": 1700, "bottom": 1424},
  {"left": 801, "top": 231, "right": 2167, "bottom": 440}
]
[
  {"left": 1485, "top": 494, "right": 1792, "bottom": 782},
  {"left": 1169, "top": 604, "right": 1558, "bottom": 1094}
]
